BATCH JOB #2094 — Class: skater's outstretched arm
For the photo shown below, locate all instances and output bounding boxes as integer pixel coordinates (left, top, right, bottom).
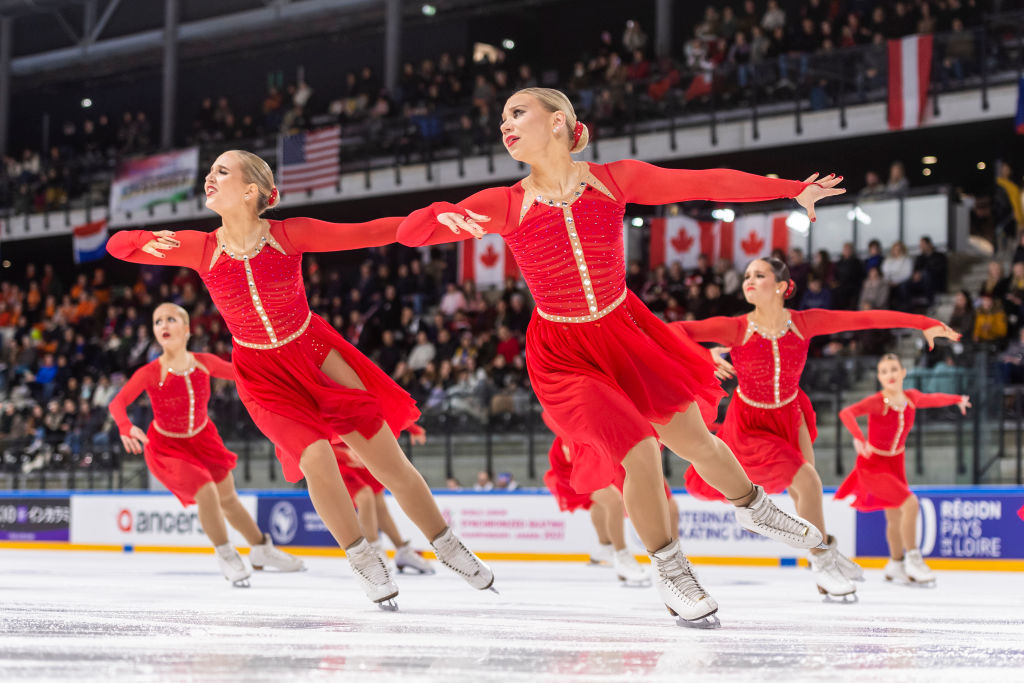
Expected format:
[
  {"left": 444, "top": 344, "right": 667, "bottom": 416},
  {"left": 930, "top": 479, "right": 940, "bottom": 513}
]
[
  {"left": 274, "top": 216, "right": 405, "bottom": 253},
  {"left": 194, "top": 352, "right": 235, "bottom": 381},
  {"left": 795, "top": 309, "right": 960, "bottom": 350},
  {"left": 106, "top": 229, "right": 208, "bottom": 269},
  {"left": 672, "top": 317, "right": 746, "bottom": 346},
  {"left": 397, "top": 187, "right": 513, "bottom": 247},
  {"left": 906, "top": 389, "right": 971, "bottom": 412}
]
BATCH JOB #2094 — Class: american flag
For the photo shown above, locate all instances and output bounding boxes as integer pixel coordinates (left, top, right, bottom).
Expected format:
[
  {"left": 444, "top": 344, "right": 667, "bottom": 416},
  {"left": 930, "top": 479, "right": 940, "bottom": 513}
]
[{"left": 278, "top": 126, "right": 342, "bottom": 194}]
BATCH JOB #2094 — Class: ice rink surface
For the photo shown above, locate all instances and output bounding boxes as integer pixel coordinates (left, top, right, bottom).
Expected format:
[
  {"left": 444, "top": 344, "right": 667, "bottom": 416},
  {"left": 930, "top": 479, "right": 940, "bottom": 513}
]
[{"left": 1, "top": 550, "right": 1022, "bottom": 683}]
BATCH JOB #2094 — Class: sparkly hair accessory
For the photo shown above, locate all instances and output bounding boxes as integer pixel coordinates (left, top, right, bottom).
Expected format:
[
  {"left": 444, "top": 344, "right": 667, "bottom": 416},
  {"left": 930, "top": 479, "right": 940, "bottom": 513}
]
[
  {"left": 784, "top": 279, "right": 796, "bottom": 297},
  {"left": 269, "top": 186, "right": 279, "bottom": 205},
  {"left": 572, "top": 121, "right": 585, "bottom": 148}
]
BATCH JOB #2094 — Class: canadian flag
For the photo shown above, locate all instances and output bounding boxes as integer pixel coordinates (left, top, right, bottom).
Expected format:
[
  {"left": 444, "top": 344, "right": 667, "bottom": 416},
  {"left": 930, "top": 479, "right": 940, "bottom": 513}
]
[
  {"left": 458, "top": 234, "right": 519, "bottom": 288},
  {"left": 649, "top": 216, "right": 718, "bottom": 269},
  {"left": 888, "top": 34, "right": 933, "bottom": 130},
  {"left": 720, "top": 214, "right": 789, "bottom": 264}
]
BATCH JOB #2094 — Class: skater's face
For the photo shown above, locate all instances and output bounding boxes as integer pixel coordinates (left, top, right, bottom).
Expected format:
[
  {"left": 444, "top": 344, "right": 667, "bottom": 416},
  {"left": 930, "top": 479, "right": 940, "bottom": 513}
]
[
  {"left": 204, "top": 152, "right": 258, "bottom": 216},
  {"left": 743, "top": 260, "right": 784, "bottom": 305},
  {"left": 876, "top": 358, "right": 906, "bottom": 389},
  {"left": 153, "top": 304, "right": 189, "bottom": 352},
  {"left": 500, "top": 93, "right": 565, "bottom": 163}
]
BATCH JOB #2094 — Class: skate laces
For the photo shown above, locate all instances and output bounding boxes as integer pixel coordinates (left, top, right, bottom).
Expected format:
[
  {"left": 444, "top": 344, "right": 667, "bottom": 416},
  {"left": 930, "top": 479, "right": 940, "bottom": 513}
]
[
  {"left": 749, "top": 496, "right": 808, "bottom": 537},
  {"left": 433, "top": 532, "right": 478, "bottom": 577},
  {"left": 351, "top": 543, "right": 391, "bottom": 585},
  {"left": 654, "top": 552, "right": 708, "bottom": 603}
]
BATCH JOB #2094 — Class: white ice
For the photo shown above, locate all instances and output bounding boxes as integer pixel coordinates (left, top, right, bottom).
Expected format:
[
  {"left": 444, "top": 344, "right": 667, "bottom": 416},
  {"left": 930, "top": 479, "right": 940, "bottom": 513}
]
[{"left": 1, "top": 550, "right": 1022, "bottom": 682}]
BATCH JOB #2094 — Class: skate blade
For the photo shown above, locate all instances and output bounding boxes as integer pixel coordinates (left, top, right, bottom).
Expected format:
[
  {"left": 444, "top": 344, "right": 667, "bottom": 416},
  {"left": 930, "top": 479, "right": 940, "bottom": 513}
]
[
  {"left": 617, "top": 576, "right": 653, "bottom": 588},
  {"left": 231, "top": 578, "right": 251, "bottom": 588},
  {"left": 907, "top": 579, "right": 937, "bottom": 588},
  {"left": 817, "top": 586, "right": 858, "bottom": 603},
  {"left": 588, "top": 559, "right": 612, "bottom": 567},
  {"left": 667, "top": 606, "right": 721, "bottom": 629},
  {"left": 376, "top": 599, "right": 399, "bottom": 612},
  {"left": 488, "top": 586, "right": 500, "bottom": 595},
  {"left": 396, "top": 566, "right": 437, "bottom": 575}
]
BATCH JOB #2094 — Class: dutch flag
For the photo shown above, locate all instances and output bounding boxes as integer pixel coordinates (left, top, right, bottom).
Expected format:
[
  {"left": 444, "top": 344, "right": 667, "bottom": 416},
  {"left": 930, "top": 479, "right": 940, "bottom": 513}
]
[{"left": 72, "top": 219, "right": 109, "bottom": 264}]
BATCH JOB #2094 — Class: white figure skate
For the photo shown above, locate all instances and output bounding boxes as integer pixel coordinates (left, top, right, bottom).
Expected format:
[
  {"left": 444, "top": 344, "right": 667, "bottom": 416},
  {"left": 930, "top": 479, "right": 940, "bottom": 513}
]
[
  {"left": 431, "top": 527, "right": 495, "bottom": 591},
  {"left": 819, "top": 535, "right": 864, "bottom": 581},
  {"left": 347, "top": 538, "right": 399, "bottom": 610},
  {"left": 884, "top": 558, "right": 910, "bottom": 584},
  {"left": 904, "top": 549, "right": 937, "bottom": 586},
  {"left": 810, "top": 549, "right": 857, "bottom": 602},
  {"left": 588, "top": 542, "right": 614, "bottom": 566},
  {"left": 215, "top": 543, "right": 252, "bottom": 588},
  {"left": 394, "top": 541, "right": 436, "bottom": 575},
  {"left": 613, "top": 548, "right": 651, "bottom": 587},
  {"left": 649, "top": 540, "right": 720, "bottom": 628},
  {"left": 250, "top": 534, "right": 305, "bottom": 572},
  {"left": 733, "top": 485, "right": 824, "bottom": 549}
]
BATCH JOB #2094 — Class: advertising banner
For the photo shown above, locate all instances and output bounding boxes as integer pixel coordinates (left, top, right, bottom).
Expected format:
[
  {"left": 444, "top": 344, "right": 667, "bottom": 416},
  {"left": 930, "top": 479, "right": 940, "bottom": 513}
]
[
  {"left": 108, "top": 147, "right": 198, "bottom": 214},
  {"left": 257, "top": 495, "right": 333, "bottom": 547},
  {"left": 70, "top": 494, "right": 256, "bottom": 546},
  {"left": 855, "top": 490, "right": 1024, "bottom": 559},
  {"left": 0, "top": 497, "right": 70, "bottom": 541}
]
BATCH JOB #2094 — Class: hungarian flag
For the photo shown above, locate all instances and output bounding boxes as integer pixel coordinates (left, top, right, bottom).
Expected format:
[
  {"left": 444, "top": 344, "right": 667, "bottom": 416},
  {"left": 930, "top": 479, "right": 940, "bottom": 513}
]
[
  {"left": 719, "top": 214, "right": 789, "bottom": 264},
  {"left": 649, "top": 216, "right": 717, "bottom": 269},
  {"left": 888, "top": 34, "right": 933, "bottom": 130},
  {"left": 458, "top": 234, "right": 519, "bottom": 288},
  {"left": 72, "top": 219, "right": 109, "bottom": 264}
]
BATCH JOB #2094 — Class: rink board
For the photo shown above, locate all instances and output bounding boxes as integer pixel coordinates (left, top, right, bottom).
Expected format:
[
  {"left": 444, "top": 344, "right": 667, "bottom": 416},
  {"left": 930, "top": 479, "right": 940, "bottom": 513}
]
[{"left": 2, "top": 488, "right": 1022, "bottom": 568}]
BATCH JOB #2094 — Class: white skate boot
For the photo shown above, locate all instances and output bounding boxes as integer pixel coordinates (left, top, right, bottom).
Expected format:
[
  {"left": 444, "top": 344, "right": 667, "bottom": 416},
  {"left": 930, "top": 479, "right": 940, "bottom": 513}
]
[
  {"left": 612, "top": 548, "right": 651, "bottom": 587},
  {"left": 588, "top": 542, "right": 614, "bottom": 566},
  {"left": 821, "top": 535, "right": 864, "bottom": 582},
  {"left": 884, "top": 558, "right": 910, "bottom": 584},
  {"left": 809, "top": 549, "right": 857, "bottom": 602},
  {"left": 215, "top": 543, "right": 252, "bottom": 588},
  {"left": 394, "top": 541, "right": 436, "bottom": 575},
  {"left": 649, "top": 540, "right": 720, "bottom": 628},
  {"left": 346, "top": 538, "right": 399, "bottom": 610},
  {"left": 431, "top": 527, "right": 495, "bottom": 591},
  {"left": 250, "top": 533, "right": 305, "bottom": 572},
  {"left": 733, "top": 485, "right": 824, "bottom": 549},
  {"left": 370, "top": 539, "right": 393, "bottom": 570},
  {"left": 904, "top": 549, "right": 936, "bottom": 586}
]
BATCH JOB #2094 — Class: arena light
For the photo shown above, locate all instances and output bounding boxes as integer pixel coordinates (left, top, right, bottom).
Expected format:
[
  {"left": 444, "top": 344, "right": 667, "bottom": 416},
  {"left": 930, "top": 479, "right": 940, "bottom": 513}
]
[
  {"left": 766, "top": 173, "right": 779, "bottom": 179},
  {"left": 630, "top": 216, "right": 644, "bottom": 227},
  {"left": 978, "top": 161, "right": 987, "bottom": 170},
  {"left": 786, "top": 210, "right": 810, "bottom": 234},
  {"left": 922, "top": 155, "right": 938, "bottom": 165},
  {"left": 81, "top": 98, "right": 92, "bottom": 108},
  {"left": 846, "top": 206, "right": 872, "bottom": 225},
  {"left": 502, "top": 39, "right": 515, "bottom": 50},
  {"left": 922, "top": 167, "right": 932, "bottom": 176},
  {"left": 1, "top": 260, "right": 10, "bottom": 268},
  {"left": 710, "top": 208, "right": 735, "bottom": 222},
  {"left": 421, "top": 4, "right": 436, "bottom": 16}
]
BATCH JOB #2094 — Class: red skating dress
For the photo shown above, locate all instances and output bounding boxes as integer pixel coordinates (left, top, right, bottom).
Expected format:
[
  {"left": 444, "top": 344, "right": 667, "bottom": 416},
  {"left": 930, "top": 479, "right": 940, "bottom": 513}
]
[
  {"left": 332, "top": 425, "right": 424, "bottom": 502},
  {"left": 676, "top": 310, "right": 943, "bottom": 501},
  {"left": 107, "top": 218, "right": 419, "bottom": 483},
  {"left": 399, "top": 160, "right": 808, "bottom": 494},
  {"left": 835, "top": 389, "right": 962, "bottom": 511},
  {"left": 108, "top": 353, "right": 238, "bottom": 505}
]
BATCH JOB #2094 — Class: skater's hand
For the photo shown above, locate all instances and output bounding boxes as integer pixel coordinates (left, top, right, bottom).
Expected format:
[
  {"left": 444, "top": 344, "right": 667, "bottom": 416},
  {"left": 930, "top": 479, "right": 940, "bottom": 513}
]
[
  {"left": 139, "top": 230, "right": 181, "bottom": 259},
  {"left": 923, "top": 323, "right": 960, "bottom": 350},
  {"left": 957, "top": 395, "right": 972, "bottom": 414},
  {"left": 795, "top": 173, "right": 845, "bottom": 223},
  {"left": 120, "top": 425, "right": 149, "bottom": 455},
  {"left": 853, "top": 438, "right": 869, "bottom": 458},
  {"left": 410, "top": 429, "right": 427, "bottom": 446},
  {"left": 709, "top": 346, "right": 734, "bottom": 380},
  {"left": 437, "top": 209, "right": 489, "bottom": 239}
]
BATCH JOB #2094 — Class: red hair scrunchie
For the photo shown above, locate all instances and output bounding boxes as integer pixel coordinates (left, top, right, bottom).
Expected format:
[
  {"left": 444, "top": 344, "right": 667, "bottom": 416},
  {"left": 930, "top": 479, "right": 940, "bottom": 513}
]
[
  {"left": 269, "top": 186, "right": 278, "bottom": 205},
  {"left": 784, "top": 278, "right": 796, "bottom": 297},
  {"left": 572, "top": 120, "right": 585, "bottom": 149}
]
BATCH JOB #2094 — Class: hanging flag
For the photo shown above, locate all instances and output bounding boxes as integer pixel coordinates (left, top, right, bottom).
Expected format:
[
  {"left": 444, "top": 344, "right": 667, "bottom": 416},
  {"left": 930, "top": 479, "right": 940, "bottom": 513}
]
[
  {"left": 278, "top": 126, "right": 342, "bottom": 194},
  {"left": 685, "top": 71, "right": 713, "bottom": 102},
  {"left": 649, "top": 216, "right": 717, "bottom": 269},
  {"left": 720, "top": 213, "right": 788, "bottom": 264},
  {"left": 1015, "top": 77, "right": 1024, "bottom": 134},
  {"left": 72, "top": 219, "right": 109, "bottom": 264},
  {"left": 458, "top": 234, "right": 519, "bottom": 288},
  {"left": 888, "top": 34, "right": 933, "bottom": 130}
]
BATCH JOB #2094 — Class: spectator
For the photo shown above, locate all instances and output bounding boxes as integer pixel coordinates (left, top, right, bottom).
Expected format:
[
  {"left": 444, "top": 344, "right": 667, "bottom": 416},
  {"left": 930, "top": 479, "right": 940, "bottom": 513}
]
[
  {"left": 974, "top": 294, "right": 1008, "bottom": 346},
  {"left": 834, "top": 242, "right": 864, "bottom": 310},
  {"left": 994, "top": 161, "right": 1024, "bottom": 250},
  {"left": 881, "top": 241, "right": 913, "bottom": 290},
  {"left": 914, "top": 236, "right": 948, "bottom": 293},
  {"left": 979, "top": 260, "right": 1009, "bottom": 301},
  {"left": 886, "top": 161, "right": 909, "bottom": 195},
  {"left": 494, "top": 471, "right": 519, "bottom": 491},
  {"left": 800, "top": 275, "right": 833, "bottom": 310},
  {"left": 439, "top": 282, "right": 467, "bottom": 317},
  {"left": 473, "top": 470, "right": 493, "bottom": 491},
  {"left": 997, "top": 327, "right": 1024, "bottom": 383},
  {"left": 859, "top": 170, "right": 887, "bottom": 198},
  {"left": 950, "top": 289, "right": 975, "bottom": 337},
  {"left": 859, "top": 266, "right": 890, "bottom": 309}
]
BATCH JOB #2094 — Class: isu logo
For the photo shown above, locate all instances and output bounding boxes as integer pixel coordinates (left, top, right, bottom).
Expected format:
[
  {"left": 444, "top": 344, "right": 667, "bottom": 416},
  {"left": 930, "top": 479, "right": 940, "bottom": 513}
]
[{"left": 269, "top": 501, "right": 298, "bottom": 544}]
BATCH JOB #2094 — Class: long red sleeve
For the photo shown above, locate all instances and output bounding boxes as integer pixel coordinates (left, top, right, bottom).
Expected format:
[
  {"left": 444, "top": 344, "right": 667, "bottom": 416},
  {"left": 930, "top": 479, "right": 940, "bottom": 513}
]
[
  {"left": 907, "top": 389, "right": 964, "bottom": 409},
  {"left": 194, "top": 352, "right": 235, "bottom": 381},
  {"left": 794, "top": 309, "right": 941, "bottom": 338},
  {"left": 602, "top": 159, "right": 809, "bottom": 205},
  {"left": 838, "top": 394, "right": 878, "bottom": 443},
  {"left": 108, "top": 363, "right": 158, "bottom": 435},
  {"left": 673, "top": 317, "right": 746, "bottom": 346},
  {"left": 274, "top": 216, "right": 405, "bottom": 253},
  {"left": 106, "top": 229, "right": 209, "bottom": 269},
  {"left": 397, "top": 187, "right": 515, "bottom": 247}
]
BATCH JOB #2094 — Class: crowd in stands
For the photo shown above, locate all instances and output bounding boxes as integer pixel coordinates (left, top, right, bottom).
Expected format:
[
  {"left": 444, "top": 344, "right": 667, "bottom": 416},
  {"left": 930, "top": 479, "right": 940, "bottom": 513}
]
[{"left": 1, "top": 0, "right": 1002, "bottom": 214}]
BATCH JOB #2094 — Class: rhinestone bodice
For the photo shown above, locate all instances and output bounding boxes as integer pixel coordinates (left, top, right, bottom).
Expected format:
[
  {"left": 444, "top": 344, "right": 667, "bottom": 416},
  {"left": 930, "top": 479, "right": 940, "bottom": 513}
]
[
  {"left": 505, "top": 190, "right": 626, "bottom": 320},
  {"left": 150, "top": 365, "right": 209, "bottom": 435},
  {"left": 730, "top": 321, "right": 809, "bottom": 405},
  {"left": 201, "top": 245, "right": 309, "bottom": 346},
  {"left": 867, "top": 400, "right": 916, "bottom": 455}
]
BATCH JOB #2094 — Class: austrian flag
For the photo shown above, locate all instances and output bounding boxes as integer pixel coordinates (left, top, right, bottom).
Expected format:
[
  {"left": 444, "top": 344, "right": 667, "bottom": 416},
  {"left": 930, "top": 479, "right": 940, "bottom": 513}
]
[
  {"left": 888, "top": 34, "right": 933, "bottom": 130},
  {"left": 459, "top": 233, "right": 520, "bottom": 288}
]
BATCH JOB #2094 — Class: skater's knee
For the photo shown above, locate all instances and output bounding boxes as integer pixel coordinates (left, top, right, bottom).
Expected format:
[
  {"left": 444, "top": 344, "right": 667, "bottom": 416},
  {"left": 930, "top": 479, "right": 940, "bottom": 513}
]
[
  {"left": 901, "top": 493, "right": 919, "bottom": 512},
  {"left": 589, "top": 485, "right": 621, "bottom": 508},
  {"left": 354, "top": 487, "right": 374, "bottom": 509},
  {"left": 792, "top": 463, "right": 822, "bottom": 491}
]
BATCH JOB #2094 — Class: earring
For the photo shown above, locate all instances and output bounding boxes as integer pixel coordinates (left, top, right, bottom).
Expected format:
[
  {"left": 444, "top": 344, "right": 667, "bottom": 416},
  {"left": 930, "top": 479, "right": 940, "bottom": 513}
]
[{"left": 244, "top": 194, "right": 249, "bottom": 200}]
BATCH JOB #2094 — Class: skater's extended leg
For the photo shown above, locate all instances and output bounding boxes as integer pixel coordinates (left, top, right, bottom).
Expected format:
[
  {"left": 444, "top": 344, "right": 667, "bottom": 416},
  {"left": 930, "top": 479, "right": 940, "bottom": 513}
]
[
  {"left": 299, "top": 440, "right": 362, "bottom": 548},
  {"left": 353, "top": 486, "right": 380, "bottom": 543},
  {"left": 666, "top": 494, "right": 680, "bottom": 540},
  {"left": 884, "top": 507, "right": 903, "bottom": 559},
  {"left": 898, "top": 494, "right": 919, "bottom": 553},
  {"left": 215, "top": 472, "right": 264, "bottom": 546},
  {"left": 589, "top": 505, "right": 611, "bottom": 545},
  {"left": 375, "top": 493, "right": 406, "bottom": 549},
  {"left": 621, "top": 438, "right": 672, "bottom": 552},
  {"left": 194, "top": 481, "right": 229, "bottom": 547},
  {"left": 590, "top": 486, "right": 626, "bottom": 551}
]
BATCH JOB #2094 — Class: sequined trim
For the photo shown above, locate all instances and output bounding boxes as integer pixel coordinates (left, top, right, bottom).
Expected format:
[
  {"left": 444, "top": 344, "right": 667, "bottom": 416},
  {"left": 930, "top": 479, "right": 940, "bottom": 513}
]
[
  {"left": 152, "top": 417, "right": 209, "bottom": 439},
  {"left": 881, "top": 396, "right": 909, "bottom": 453},
  {"left": 536, "top": 289, "right": 628, "bottom": 324},
  {"left": 233, "top": 311, "right": 312, "bottom": 349},
  {"left": 735, "top": 386, "right": 799, "bottom": 410},
  {"left": 868, "top": 443, "right": 906, "bottom": 456},
  {"left": 748, "top": 318, "right": 792, "bottom": 404}
]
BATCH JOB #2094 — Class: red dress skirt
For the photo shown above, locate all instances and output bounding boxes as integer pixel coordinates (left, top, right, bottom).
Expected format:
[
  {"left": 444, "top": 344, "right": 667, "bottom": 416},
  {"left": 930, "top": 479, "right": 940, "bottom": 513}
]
[
  {"left": 834, "top": 452, "right": 913, "bottom": 512},
  {"left": 685, "top": 390, "right": 817, "bottom": 501},
  {"left": 332, "top": 443, "right": 386, "bottom": 501},
  {"left": 527, "top": 291, "right": 723, "bottom": 495},
  {"left": 231, "top": 314, "right": 419, "bottom": 483},
  {"left": 144, "top": 421, "right": 237, "bottom": 506}
]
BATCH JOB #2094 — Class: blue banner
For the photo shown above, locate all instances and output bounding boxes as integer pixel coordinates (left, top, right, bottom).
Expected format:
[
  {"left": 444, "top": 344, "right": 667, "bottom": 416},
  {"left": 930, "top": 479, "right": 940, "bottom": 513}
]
[
  {"left": 0, "top": 497, "right": 70, "bottom": 541},
  {"left": 856, "top": 490, "right": 1024, "bottom": 559},
  {"left": 257, "top": 495, "right": 334, "bottom": 547}
]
